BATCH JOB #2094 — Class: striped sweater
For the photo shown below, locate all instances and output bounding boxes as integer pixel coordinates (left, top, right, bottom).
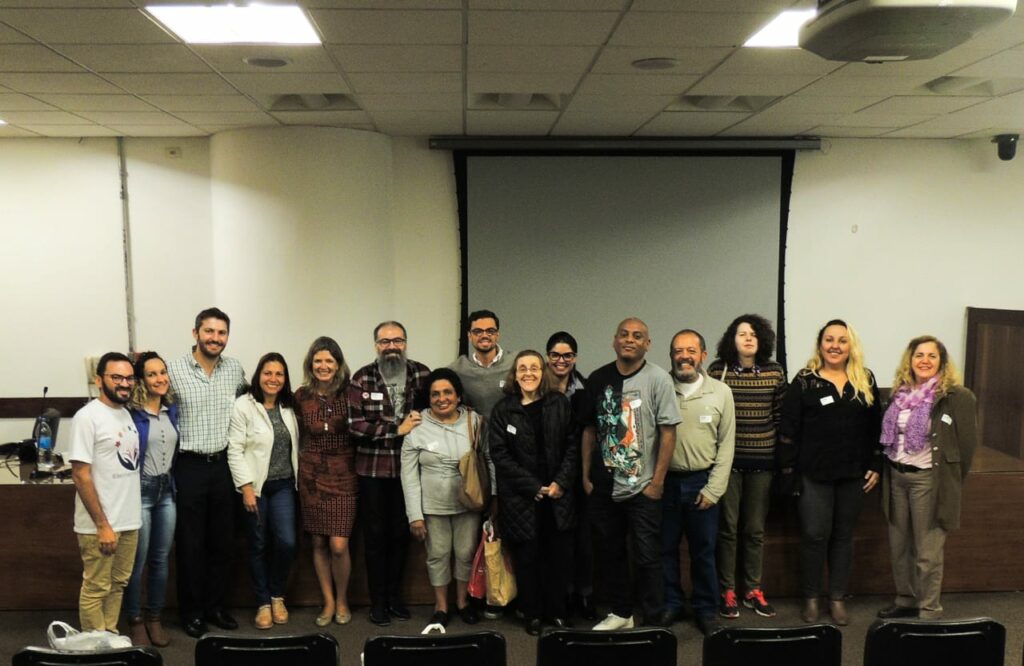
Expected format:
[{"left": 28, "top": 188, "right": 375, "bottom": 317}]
[{"left": 706, "top": 359, "right": 788, "bottom": 471}]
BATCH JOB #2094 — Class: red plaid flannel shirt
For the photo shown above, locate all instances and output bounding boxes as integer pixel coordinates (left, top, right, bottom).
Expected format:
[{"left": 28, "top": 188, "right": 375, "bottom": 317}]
[{"left": 348, "top": 359, "right": 431, "bottom": 478}]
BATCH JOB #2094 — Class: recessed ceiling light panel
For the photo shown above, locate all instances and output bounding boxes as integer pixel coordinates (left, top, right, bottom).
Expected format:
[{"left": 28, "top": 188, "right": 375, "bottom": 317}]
[
  {"left": 146, "top": 4, "right": 321, "bottom": 45},
  {"left": 744, "top": 9, "right": 816, "bottom": 47}
]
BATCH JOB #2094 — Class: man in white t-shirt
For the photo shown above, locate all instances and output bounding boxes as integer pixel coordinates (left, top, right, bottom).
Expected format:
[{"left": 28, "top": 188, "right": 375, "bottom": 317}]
[{"left": 69, "top": 352, "right": 142, "bottom": 633}]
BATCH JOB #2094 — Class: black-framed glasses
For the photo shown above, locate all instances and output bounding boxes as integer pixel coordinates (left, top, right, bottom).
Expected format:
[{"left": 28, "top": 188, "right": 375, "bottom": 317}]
[
  {"left": 470, "top": 327, "right": 498, "bottom": 336},
  {"left": 104, "top": 374, "right": 136, "bottom": 384},
  {"left": 376, "top": 337, "right": 407, "bottom": 346},
  {"left": 547, "top": 352, "right": 577, "bottom": 361}
]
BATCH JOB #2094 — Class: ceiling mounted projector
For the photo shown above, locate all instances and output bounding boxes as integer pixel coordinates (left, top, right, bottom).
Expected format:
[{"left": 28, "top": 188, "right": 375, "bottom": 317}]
[{"left": 799, "top": 0, "right": 1018, "bottom": 62}]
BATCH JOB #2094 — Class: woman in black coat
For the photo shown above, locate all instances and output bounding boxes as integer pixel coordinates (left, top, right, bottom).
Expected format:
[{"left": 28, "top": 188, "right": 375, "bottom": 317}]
[{"left": 489, "top": 350, "right": 579, "bottom": 635}]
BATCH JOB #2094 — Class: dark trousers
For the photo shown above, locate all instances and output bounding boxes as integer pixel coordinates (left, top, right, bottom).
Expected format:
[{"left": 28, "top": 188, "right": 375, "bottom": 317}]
[
  {"left": 570, "top": 487, "right": 594, "bottom": 596},
  {"left": 799, "top": 476, "right": 865, "bottom": 599},
  {"left": 173, "top": 455, "right": 235, "bottom": 621},
  {"left": 242, "top": 478, "right": 297, "bottom": 605},
  {"left": 358, "top": 476, "right": 410, "bottom": 607},
  {"left": 661, "top": 470, "right": 720, "bottom": 618},
  {"left": 590, "top": 488, "right": 663, "bottom": 622},
  {"left": 508, "top": 502, "right": 572, "bottom": 620}
]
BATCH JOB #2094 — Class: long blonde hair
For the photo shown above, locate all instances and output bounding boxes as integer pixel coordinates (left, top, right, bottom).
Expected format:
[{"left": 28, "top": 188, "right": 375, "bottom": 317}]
[
  {"left": 805, "top": 319, "right": 875, "bottom": 406},
  {"left": 891, "top": 335, "right": 961, "bottom": 396}
]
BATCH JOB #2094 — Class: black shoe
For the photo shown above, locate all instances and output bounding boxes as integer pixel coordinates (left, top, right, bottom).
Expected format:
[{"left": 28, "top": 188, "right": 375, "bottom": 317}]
[
  {"left": 696, "top": 615, "right": 721, "bottom": 637},
  {"left": 877, "top": 604, "right": 918, "bottom": 619},
  {"left": 430, "top": 610, "right": 450, "bottom": 627},
  {"left": 387, "top": 603, "right": 411, "bottom": 621},
  {"left": 576, "top": 595, "right": 598, "bottom": 621},
  {"left": 656, "top": 607, "right": 683, "bottom": 627},
  {"left": 457, "top": 605, "right": 480, "bottom": 625},
  {"left": 204, "top": 610, "right": 238, "bottom": 630},
  {"left": 183, "top": 617, "right": 208, "bottom": 639},
  {"left": 370, "top": 605, "right": 391, "bottom": 626},
  {"left": 549, "top": 617, "right": 571, "bottom": 629},
  {"left": 526, "top": 618, "right": 542, "bottom": 636}
]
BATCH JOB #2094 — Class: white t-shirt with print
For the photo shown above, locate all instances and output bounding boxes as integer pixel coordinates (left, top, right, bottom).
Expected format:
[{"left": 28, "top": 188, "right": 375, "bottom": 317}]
[{"left": 68, "top": 399, "right": 142, "bottom": 534}]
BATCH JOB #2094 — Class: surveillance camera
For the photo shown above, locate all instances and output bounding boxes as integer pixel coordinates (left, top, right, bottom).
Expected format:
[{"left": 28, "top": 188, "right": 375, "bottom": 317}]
[{"left": 993, "top": 134, "right": 1018, "bottom": 161}]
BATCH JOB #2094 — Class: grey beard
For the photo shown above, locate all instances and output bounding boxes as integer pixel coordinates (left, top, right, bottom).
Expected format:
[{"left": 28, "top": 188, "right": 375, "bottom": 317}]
[{"left": 379, "top": 353, "right": 406, "bottom": 376}]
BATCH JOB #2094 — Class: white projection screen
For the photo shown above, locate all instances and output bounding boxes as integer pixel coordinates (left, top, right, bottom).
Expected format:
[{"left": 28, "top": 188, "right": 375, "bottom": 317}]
[{"left": 464, "top": 154, "right": 788, "bottom": 375}]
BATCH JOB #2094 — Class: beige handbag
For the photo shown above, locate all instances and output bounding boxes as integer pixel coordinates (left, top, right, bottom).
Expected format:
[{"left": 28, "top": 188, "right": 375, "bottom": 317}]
[{"left": 458, "top": 412, "right": 490, "bottom": 511}]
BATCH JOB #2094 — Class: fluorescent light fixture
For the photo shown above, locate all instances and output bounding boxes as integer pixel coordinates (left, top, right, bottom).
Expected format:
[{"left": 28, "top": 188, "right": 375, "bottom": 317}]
[
  {"left": 0, "top": 118, "right": 7, "bottom": 125},
  {"left": 744, "top": 9, "right": 817, "bottom": 47},
  {"left": 147, "top": 4, "right": 320, "bottom": 44}
]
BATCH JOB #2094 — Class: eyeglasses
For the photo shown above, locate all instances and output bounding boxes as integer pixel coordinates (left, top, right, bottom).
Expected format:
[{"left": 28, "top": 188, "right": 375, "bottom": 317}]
[
  {"left": 470, "top": 327, "right": 498, "bottom": 336},
  {"left": 375, "top": 337, "right": 407, "bottom": 346},
  {"left": 547, "top": 352, "right": 577, "bottom": 361},
  {"left": 104, "top": 374, "right": 136, "bottom": 385}
]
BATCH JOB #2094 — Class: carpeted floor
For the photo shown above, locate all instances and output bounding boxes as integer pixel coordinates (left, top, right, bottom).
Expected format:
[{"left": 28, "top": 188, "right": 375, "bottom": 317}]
[{"left": 3, "top": 592, "right": 1022, "bottom": 665}]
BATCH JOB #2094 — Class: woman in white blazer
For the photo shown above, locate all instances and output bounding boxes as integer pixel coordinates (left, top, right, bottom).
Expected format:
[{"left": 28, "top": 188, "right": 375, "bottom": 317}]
[{"left": 227, "top": 352, "right": 300, "bottom": 630}]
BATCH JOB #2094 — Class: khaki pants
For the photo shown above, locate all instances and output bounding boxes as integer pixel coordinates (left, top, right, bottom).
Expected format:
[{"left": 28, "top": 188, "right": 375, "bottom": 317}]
[
  {"left": 717, "top": 469, "right": 773, "bottom": 592},
  {"left": 424, "top": 513, "right": 479, "bottom": 587},
  {"left": 887, "top": 468, "right": 947, "bottom": 619},
  {"left": 78, "top": 530, "right": 139, "bottom": 632}
]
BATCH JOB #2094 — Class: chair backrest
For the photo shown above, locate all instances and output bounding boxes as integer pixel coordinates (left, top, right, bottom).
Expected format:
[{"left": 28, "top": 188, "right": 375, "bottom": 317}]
[
  {"left": 703, "top": 624, "right": 842, "bottom": 666},
  {"left": 12, "top": 647, "right": 162, "bottom": 666},
  {"left": 864, "top": 618, "right": 1005, "bottom": 666},
  {"left": 537, "top": 628, "right": 676, "bottom": 666},
  {"left": 363, "top": 631, "right": 506, "bottom": 666},
  {"left": 194, "top": 632, "right": 339, "bottom": 666}
]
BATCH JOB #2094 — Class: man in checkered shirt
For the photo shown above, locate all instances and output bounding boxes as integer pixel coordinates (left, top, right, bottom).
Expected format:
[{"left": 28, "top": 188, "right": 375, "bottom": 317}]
[{"left": 348, "top": 320, "right": 430, "bottom": 626}]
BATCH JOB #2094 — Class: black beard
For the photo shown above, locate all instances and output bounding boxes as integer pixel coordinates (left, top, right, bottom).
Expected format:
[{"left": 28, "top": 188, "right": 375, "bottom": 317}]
[{"left": 102, "top": 382, "right": 131, "bottom": 405}]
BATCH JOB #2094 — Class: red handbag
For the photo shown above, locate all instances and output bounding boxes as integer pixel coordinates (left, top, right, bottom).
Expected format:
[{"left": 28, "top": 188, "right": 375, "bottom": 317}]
[{"left": 467, "top": 528, "right": 488, "bottom": 600}]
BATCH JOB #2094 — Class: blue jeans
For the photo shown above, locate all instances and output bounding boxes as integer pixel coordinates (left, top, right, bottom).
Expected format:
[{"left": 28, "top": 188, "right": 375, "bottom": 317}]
[
  {"left": 124, "top": 474, "right": 176, "bottom": 618},
  {"left": 661, "top": 470, "right": 720, "bottom": 618},
  {"left": 243, "top": 478, "right": 297, "bottom": 605}
]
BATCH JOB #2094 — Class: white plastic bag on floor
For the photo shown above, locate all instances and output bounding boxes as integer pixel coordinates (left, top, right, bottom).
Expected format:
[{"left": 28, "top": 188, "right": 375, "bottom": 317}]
[{"left": 47, "top": 621, "right": 132, "bottom": 652}]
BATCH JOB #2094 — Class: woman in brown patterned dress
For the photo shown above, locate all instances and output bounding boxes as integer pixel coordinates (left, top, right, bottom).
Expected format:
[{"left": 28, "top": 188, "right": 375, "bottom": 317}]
[{"left": 295, "top": 336, "right": 358, "bottom": 626}]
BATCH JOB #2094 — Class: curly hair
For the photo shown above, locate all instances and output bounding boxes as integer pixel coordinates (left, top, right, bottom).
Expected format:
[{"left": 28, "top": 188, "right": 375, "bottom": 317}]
[
  {"left": 715, "top": 314, "right": 776, "bottom": 366},
  {"left": 130, "top": 351, "right": 175, "bottom": 409},
  {"left": 805, "top": 319, "right": 875, "bottom": 406},
  {"left": 891, "top": 335, "right": 961, "bottom": 395}
]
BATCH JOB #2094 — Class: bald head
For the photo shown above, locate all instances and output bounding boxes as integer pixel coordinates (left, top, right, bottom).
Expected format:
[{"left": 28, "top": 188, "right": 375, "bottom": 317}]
[{"left": 613, "top": 317, "right": 651, "bottom": 363}]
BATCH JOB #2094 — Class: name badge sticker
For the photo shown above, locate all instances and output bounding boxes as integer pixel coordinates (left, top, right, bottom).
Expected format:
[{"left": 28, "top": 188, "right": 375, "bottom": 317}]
[
  {"left": 699, "top": 414, "right": 713, "bottom": 424},
  {"left": 506, "top": 424, "right": 517, "bottom": 435},
  {"left": 370, "top": 392, "right": 384, "bottom": 401},
  {"left": 499, "top": 380, "right": 506, "bottom": 388},
  {"left": 941, "top": 413, "right": 953, "bottom": 425},
  {"left": 820, "top": 395, "right": 835, "bottom": 406},
  {"left": 426, "top": 441, "right": 439, "bottom": 452},
  {"left": 629, "top": 398, "right": 643, "bottom": 409}
]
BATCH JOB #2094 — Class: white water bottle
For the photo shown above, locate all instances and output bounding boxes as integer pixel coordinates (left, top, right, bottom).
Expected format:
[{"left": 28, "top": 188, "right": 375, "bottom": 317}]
[{"left": 37, "top": 418, "right": 54, "bottom": 472}]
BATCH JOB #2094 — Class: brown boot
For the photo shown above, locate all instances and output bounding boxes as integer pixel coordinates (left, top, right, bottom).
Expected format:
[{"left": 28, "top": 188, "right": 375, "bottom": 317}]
[
  {"left": 254, "top": 605, "right": 273, "bottom": 630},
  {"left": 128, "top": 617, "right": 151, "bottom": 646},
  {"left": 801, "top": 597, "right": 820, "bottom": 623},
  {"left": 144, "top": 613, "right": 170, "bottom": 647},
  {"left": 829, "top": 599, "right": 849, "bottom": 626}
]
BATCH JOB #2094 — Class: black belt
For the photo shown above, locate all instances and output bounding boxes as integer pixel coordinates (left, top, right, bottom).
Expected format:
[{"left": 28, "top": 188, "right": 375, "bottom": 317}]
[
  {"left": 887, "top": 459, "right": 927, "bottom": 474},
  {"left": 178, "top": 449, "right": 226, "bottom": 463},
  {"left": 668, "top": 468, "right": 711, "bottom": 477}
]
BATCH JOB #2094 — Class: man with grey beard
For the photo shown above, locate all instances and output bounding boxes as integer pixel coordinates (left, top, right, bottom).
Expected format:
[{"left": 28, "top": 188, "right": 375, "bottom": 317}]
[{"left": 349, "top": 321, "right": 430, "bottom": 626}]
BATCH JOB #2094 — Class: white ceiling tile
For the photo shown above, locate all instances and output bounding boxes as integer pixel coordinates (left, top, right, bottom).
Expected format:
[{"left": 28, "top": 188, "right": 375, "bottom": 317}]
[
  {"left": 810, "top": 125, "right": 904, "bottom": 137},
  {"left": 956, "top": 16, "right": 1024, "bottom": 52},
  {"left": 0, "top": 93, "right": 58, "bottom": 111},
  {"left": 795, "top": 74, "right": 935, "bottom": 97},
  {"left": 55, "top": 44, "right": 210, "bottom": 73},
  {"left": 465, "top": 109, "right": 559, "bottom": 134},
  {"left": 0, "top": 124, "right": 40, "bottom": 137},
  {"left": 610, "top": 11, "right": 773, "bottom": 47},
  {"left": 312, "top": 10, "right": 462, "bottom": 44},
  {"left": 17, "top": 124, "right": 118, "bottom": 136},
  {"left": 858, "top": 95, "right": 989, "bottom": 115},
  {"left": 592, "top": 46, "right": 732, "bottom": 75},
  {"left": 77, "top": 110, "right": 184, "bottom": 124},
  {"left": 270, "top": 110, "right": 373, "bottom": 125},
  {"left": 469, "top": 0, "right": 626, "bottom": 9},
  {"left": 1, "top": 1, "right": 136, "bottom": 7},
  {"left": 689, "top": 73, "right": 820, "bottom": 96},
  {"left": 347, "top": 72, "right": 461, "bottom": 93},
  {"left": 0, "top": 24, "right": 36, "bottom": 44},
  {"left": 632, "top": 0, "right": 800, "bottom": 10},
  {"left": 224, "top": 73, "right": 350, "bottom": 95},
  {"left": 564, "top": 93, "right": 670, "bottom": 114},
  {"left": 468, "top": 11, "right": 619, "bottom": 45},
  {"left": 468, "top": 72, "right": 582, "bottom": 93},
  {"left": 952, "top": 50, "right": 1024, "bottom": 78},
  {"left": 551, "top": 110, "right": 651, "bottom": 135},
  {"left": 357, "top": 93, "right": 461, "bottom": 111},
  {"left": 577, "top": 73, "right": 699, "bottom": 95},
  {"left": 763, "top": 95, "right": 881, "bottom": 114},
  {"left": 830, "top": 113, "right": 934, "bottom": 127},
  {"left": 883, "top": 126, "right": 976, "bottom": 138},
  {"left": 718, "top": 116, "right": 820, "bottom": 136},
  {"left": 713, "top": 48, "right": 843, "bottom": 76},
  {"left": 369, "top": 110, "right": 462, "bottom": 134},
  {"left": 635, "top": 111, "right": 749, "bottom": 136},
  {"left": 0, "top": 110, "right": 92, "bottom": 124},
  {"left": 35, "top": 93, "right": 157, "bottom": 111},
  {"left": 107, "top": 73, "right": 236, "bottom": 95},
  {"left": 0, "top": 45, "right": 83, "bottom": 72},
  {"left": 190, "top": 45, "right": 337, "bottom": 74},
  {"left": 0, "top": 9, "right": 176, "bottom": 44},
  {"left": 110, "top": 124, "right": 209, "bottom": 137},
  {"left": 141, "top": 95, "right": 260, "bottom": 112},
  {"left": 468, "top": 45, "right": 598, "bottom": 73},
  {"left": 0, "top": 72, "right": 122, "bottom": 93},
  {"left": 175, "top": 111, "right": 277, "bottom": 125},
  {"left": 329, "top": 45, "right": 461, "bottom": 72},
  {"left": 304, "top": 0, "right": 461, "bottom": 7}
]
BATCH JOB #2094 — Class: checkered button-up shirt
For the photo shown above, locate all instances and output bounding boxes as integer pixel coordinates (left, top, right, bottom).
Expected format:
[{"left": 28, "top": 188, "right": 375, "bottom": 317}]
[
  {"left": 167, "top": 351, "right": 246, "bottom": 455},
  {"left": 348, "top": 359, "right": 430, "bottom": 478}
]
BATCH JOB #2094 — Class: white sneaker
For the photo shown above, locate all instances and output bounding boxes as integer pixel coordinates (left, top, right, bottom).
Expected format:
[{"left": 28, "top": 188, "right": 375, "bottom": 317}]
[{"left": 593, "top": 613, "right": 635, "bottom": 630}]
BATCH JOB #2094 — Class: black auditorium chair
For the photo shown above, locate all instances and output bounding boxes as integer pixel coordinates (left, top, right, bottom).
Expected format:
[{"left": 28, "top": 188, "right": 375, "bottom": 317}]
[
  {"left": 864, "top": 618, "right": 1005, "bottom": 666},
  {"left": 195, "top": 632, "right": 339, "bottom": 666},
  {"left": 537, "top": 628, "right": 676, "bottom": 666},
  {"left": 703, "top": 624, "right": 841, "bottom": 666},
  {"left": 363, "top": 631, "right": 506, "bottom": 666},
  {"left": 12, "top": 646, "right": 161, "bottom": 666}
]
